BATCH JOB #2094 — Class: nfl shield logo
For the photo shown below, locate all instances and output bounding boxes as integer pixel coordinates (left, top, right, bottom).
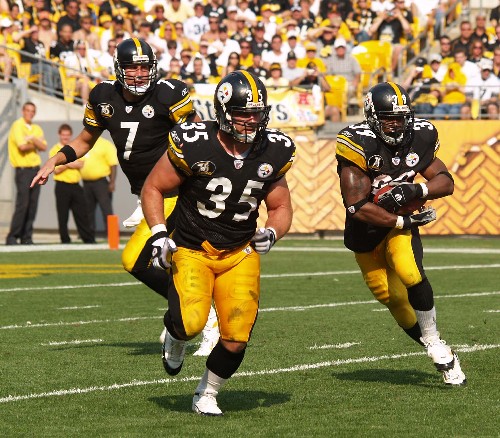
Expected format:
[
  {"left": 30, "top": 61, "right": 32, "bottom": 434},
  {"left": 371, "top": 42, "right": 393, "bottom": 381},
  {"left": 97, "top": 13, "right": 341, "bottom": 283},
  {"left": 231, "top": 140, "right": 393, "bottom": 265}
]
[
  {"left": 234, "top": 159, "right": 244, "bottom": 169},
  {"left": 125, "top": 106, "right": 133, "bottom": 113}
]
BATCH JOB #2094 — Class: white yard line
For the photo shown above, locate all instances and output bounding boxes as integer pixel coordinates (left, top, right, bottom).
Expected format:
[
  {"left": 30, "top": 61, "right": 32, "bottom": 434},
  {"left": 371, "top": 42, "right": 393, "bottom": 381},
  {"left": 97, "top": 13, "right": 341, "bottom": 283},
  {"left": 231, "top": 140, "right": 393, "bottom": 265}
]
[
  {"left": 57, "top": 305, "right": 101, "bottom": 310},
  {"left": 41, "top": 339, "right": 104, "bottom": 346},
  {"left": 1, "top": 290, "right": 498, "bottom": 331},
  {"left": 309, "top": 342, "right": 361, "bottom": 350},
  {"left": 0, "top": 263, "right": 498, "bottom": 293},
  {"left": 0, "top": 344, "right": 497, "bottom": 404}
]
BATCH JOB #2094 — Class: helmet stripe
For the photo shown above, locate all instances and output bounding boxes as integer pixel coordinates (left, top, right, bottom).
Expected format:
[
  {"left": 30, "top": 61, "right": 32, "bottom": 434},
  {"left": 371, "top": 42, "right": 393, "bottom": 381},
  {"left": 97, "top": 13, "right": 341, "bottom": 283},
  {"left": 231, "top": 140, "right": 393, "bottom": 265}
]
[
  {"left": 387, "top": 81, "right": 403, "bottom": 105},
  {"left": 132, "top": 37, "right": 143, "bottom": 56},
  {"left": 239, "top": 70, "right": 259, "bottom": 103}
]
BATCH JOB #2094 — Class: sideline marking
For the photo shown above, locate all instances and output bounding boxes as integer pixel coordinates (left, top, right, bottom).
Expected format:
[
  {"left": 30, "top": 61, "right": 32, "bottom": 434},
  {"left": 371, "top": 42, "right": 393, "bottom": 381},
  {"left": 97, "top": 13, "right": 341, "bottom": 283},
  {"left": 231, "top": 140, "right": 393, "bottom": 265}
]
[
  {"left": 310, "top": 342, "right": 361, "bottom": 350},
  {"left": 0, "top": 264, "right": 498, "bottom": 293},
  {"left": 58, "top": 305, "right": 100, "bottom": 310},
  {"left": 41, "top": 339, "right": 104, "bottom": 346},
  {"left": 1, "top": 291, "right": 498, "bottom": 330},
  {"left": 0, "top": 344, "right": 497, "bottom": 404}
]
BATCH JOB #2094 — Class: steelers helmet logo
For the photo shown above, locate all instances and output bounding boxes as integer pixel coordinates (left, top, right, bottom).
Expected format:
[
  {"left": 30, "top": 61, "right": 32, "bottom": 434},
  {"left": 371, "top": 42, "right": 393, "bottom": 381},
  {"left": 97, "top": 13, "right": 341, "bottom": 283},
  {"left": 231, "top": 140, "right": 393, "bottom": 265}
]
[
  {"left": 217, "top": 82, "right": 233, "bottom": 104},
  {"left": 257, "top": 163, "right": 273, "bottom": 178}
]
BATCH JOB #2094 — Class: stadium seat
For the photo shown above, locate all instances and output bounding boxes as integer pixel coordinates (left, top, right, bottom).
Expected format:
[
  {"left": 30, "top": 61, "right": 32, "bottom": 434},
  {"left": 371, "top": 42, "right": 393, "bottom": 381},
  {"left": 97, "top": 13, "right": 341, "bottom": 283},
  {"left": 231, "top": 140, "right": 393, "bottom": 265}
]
[
  {"left": 58, "top": 65, "right": 77, "bottom": 104},
  {"left": 356, "top": 41, "right": 393, "bottom": 80},
  {"left": 324, "top": 75, "right": 348, "bottom": 122},
  {"left": 353, "top": 51, "right": 384, "bottom": 92}
]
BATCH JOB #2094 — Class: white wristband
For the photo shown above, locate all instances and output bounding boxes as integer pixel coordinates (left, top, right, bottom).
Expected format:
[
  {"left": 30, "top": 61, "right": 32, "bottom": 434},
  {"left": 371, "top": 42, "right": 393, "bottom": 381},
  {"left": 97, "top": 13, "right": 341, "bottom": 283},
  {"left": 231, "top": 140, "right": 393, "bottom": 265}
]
[
  {"left": 395, "top": 216, "right": 405, "bottom": 229},
  {"left": 151, "top": 224, "right": 167, "bottom": 235},
  {"left": 419, "top": 182, "right": 429, "bottom": 198}
]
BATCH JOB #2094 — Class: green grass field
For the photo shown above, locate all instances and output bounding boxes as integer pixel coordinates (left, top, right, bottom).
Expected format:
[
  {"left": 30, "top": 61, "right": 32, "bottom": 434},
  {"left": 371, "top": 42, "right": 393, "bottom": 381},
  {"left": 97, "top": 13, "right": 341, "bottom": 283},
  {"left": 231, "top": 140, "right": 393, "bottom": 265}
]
[{"left": 0, "top": 237, "right": 499, "bottom": 437}]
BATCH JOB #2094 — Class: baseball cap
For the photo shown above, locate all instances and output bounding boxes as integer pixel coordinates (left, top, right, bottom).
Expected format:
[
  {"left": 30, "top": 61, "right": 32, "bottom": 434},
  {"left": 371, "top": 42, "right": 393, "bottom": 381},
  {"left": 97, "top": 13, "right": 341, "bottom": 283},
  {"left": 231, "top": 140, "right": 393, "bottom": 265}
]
[
  {"left": 113, "top": 15, "right": 124, "bottom": 23},
  {"left": 256, "top": 22, "right": 265, "bottom": 29},
  {"left": 270, "top": 62, "right": 282, "bottom": 71},
  {"left": 333, "top": 37, "right": 347, "bottom": 48},
  {"left": 305, "top": 42, "right": 317, "bottom": 51},
  {"left": 227, "top": 5, "right": 238, "bottom": 13},
  {"left": 287, "top": 30, "right": 298, "bottom": 39},
  {"left": 291, "top": 6, "right": 302, "bottom": 12},
  {"left": 429, "top": 53, "right": 442, "bottom": 64},
  {"left": 99, "top": 14, "right": 112, "bottom": 25},
  {"left": 219, "top": 25, "right": 228, "bottom": 33},
  {"left": 479, "top": 59, "right": 493, "bottom": 71},
  {"left": 415, "top": 57, "right": 426, "bottom": 72},
  {"left": 0, "top": 17, "right": 12, "bottom": 28},
  {"left": 287, "top": 51, "right": 297, "bottom": 60}
]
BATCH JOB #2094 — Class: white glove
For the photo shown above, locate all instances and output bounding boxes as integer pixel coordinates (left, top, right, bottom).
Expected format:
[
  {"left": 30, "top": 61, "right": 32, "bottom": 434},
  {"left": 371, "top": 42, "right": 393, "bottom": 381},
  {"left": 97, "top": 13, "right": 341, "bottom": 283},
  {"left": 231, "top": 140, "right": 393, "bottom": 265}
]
[
  {"left": 251, "top": 227, "right": 277, "bottom": 255},
  {"left": 151, "top": 231, "right": 178, "bottom": 270},
  {"left": 396, "top": 206, "right": 437, "bottom": 230},
  {"left": 123, "top": 199, "right": 144, "bottom": 228}
]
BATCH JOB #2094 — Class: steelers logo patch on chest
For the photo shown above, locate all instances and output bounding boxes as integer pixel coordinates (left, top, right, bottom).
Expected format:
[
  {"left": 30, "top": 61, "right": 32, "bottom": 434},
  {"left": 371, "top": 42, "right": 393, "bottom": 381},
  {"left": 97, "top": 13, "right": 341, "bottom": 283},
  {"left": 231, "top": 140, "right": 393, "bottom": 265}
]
[
  {"left": 142, "top": 105, "right": 155, "bottom": 118},
  {"left": 405, "top": 152, "right": 420, "bottom": 167},
  {"left": 257, "top": 163, "right": 273, "bottom": 178}
]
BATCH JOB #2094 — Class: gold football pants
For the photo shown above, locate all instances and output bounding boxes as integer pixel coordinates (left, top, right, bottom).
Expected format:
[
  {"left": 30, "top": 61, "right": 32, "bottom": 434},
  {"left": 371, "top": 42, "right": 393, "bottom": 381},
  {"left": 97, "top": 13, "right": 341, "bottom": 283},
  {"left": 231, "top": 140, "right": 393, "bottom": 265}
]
[
  {"left": 168, "top": 243, "right": 260, "bottom": 342},
  {"left": 355, "top": 228, "right": 424, "bottom": 329},
  {"left": 122, "top": 197, "right": 177, "bottom": 272}
]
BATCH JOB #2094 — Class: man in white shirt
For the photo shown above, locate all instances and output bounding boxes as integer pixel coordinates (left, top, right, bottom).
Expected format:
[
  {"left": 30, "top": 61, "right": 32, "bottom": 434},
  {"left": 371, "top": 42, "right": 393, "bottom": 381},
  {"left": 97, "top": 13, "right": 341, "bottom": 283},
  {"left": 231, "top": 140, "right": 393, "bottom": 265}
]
[
  {"left": 282, "top": 51, "right": 305, "bottom": 84},
  {"left": 184, "top": 2, "right": 209, "bottom": 43},
  {"left": 464, "top": 59, "right": 500, "bottom": 119},
  {"left": 262, "top": 34, "right": 288, "bottom": 70}
]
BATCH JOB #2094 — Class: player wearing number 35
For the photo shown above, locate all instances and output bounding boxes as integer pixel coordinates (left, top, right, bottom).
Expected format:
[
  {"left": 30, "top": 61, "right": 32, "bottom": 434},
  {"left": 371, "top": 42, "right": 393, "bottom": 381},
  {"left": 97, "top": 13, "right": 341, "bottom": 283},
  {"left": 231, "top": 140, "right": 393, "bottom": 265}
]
[
  {"left": 335, "top": 82, "right": 466, "bottom": 386},
  {"left": 30, "top": 38, "right": 220, "bottom": 342},
  {"left": 141, "top": 70, "right": 296, "bottom": 416}
]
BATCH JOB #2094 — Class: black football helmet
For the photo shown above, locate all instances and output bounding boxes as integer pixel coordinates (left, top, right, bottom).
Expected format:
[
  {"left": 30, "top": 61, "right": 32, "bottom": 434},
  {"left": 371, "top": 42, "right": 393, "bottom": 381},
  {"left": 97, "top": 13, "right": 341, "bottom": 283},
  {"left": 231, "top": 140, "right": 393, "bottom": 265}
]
[
  {"left": 214, "top": 70, "right": 271, "bottom": 146},
  {"left": 364, "top": 82, "right": 414, "bottom": 147},
  {"left": 114, "top": 38, "right": 158, "bottom": 95}
]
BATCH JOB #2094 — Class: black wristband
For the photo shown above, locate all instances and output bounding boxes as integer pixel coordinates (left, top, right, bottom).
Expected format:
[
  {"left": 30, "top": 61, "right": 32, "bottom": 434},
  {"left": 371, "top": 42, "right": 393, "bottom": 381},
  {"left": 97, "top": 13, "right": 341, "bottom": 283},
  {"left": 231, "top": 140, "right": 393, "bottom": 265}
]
[{"left": 60, "top": 145, "right": 77, "bottom": 163}]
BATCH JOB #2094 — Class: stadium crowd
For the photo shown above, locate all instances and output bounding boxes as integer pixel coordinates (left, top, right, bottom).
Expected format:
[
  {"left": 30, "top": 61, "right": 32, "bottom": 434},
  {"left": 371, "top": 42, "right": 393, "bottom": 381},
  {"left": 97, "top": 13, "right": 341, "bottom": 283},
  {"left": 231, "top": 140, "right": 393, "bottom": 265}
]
[{"left": 1, "top": 0, "right": 499, "bottom": 119}]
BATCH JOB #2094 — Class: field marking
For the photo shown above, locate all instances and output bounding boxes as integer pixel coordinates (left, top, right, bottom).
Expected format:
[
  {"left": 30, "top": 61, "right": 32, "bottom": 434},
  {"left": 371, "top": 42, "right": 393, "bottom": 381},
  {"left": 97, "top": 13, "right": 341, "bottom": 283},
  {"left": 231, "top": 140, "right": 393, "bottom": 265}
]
[
  {"left": 0, "top": 344, "right": 498, "bottom": 404},
  {"left": 483, "top": 310, "right": 500, "bottom": 313},
  {"left": 0, "top": 263, "right": 498, "bottom": 294},
  {"left": 1, "top": 291, "right": 498, "bottom": 331},
  {"left": 309, "top": 342, "right": 361, "bottom": 350},
  {"left": 58, "top": 305, "right": 101, "bottom": 310},
  {"left": 41, "top": 339, "right": 104, "bottom": 346},
  {"left": 1, "top": 244, "right": 499, "bottom": 254}
]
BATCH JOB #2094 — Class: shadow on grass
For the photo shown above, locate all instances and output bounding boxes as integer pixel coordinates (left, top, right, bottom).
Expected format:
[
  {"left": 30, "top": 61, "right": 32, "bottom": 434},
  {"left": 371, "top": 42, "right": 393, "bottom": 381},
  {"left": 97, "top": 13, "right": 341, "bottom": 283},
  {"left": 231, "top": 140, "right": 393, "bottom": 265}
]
[
  {"left": 151, "top": 390, "right": 291, "bottom": 413},
  {"left": 332, "top": 368, "right": 446, "bottom": 388}
]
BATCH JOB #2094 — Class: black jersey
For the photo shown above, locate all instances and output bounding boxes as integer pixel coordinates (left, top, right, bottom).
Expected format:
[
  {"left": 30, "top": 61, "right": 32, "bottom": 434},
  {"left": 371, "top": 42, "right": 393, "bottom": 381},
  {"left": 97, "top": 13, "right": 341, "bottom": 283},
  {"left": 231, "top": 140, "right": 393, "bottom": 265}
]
[
  {"left": 83, "top": 79, "right": 195, "bottom": 195},
  {"left": 167, "top": 121, "right": 295, "bottom": 251},
  {"left": 336, "top": 118, "right": 439, "bottom": 253}
]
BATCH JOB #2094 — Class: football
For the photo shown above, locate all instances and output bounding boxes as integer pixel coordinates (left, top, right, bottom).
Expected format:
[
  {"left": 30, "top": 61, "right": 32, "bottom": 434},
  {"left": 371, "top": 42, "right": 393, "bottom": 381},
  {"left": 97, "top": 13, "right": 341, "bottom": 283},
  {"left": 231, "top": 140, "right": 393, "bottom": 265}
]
[{"left": 373, "top": 185, "right": 426, "bottom": 214}]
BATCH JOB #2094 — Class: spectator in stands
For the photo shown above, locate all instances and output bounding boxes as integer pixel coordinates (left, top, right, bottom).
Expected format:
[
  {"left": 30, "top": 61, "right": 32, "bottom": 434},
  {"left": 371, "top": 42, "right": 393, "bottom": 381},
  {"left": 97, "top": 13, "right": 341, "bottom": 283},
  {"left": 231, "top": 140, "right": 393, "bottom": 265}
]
[
  {"left": 179, "top": 49, "right": 193, "bottom": 77},
  {"left": 453, "top": 47, "right": 480, "bottom": 82},
  {"left": 491, "top": 24, "right": 500, "bottom": 51},
  {"left": 493, "top": 47, "right": 500, "bottom": 78},
  {"left": 231, "top": 14, "right": 251, "bottom": 44},
  {"left": 472, "top": 13, "right": 491, "bottom": 49},
  {"left": 297, "top": 42, "right": 327, "bottom": 73},
  {"left": 99, "top": 0, "right": 135, "bottom": 22},
  {"left": 164, "top": 57, "right": 182, "bottom": 80},
  {"left": 195, "top": 39, "right": 218, "bottom": 77},
  {"left": 50, "top": 23, "right": 75, "bottom": 63},
  {"left": 6, "top": 101, "right": 47, "bottom": 245},
  {"left": 319, "top": 0, "right": 353, "bottom": 21},
  {"left": 463, "top": 59, "right": 500, "bottom": 120},
  {"left": 433, "top": 61, "right": 467, "bottom": 119},
  {"left": 64, "top": 40, "right": 98, "bottom": 105},
  {"left": 349, "top": 0, "right": 377, "bottom": 43},
  {"left": 264, "top": 62, "right": 289, "bottom": 87},
  {"left": 50, "top": 124, "right": 95, "bottom": 244},
  {"left": 246, "top": 52, "right": 269, "bottom": 80},
  {"left": 0, "top": 19, "right": 13, "bottom": 82},
  {"left": 214, "top": 25, "right": 241, "bottom": 69},
  {"left": 402, "top": 56, "right": 440, "bottom": 116},
  {"left": 149, "top": 4, "right": 166, "bottom": 33},
  {"left": 165, "top": 0, "right": 194, "bottom": 24},
  {"left": 238, "top": 40, "right": 253, "bottom": 69},
  {"left": 451, "top": 20, "right": 474, "bottom": 55},
  {"left": 237, "top": 0, "right": 257, "bottom": 23},
  {"left": 201, "top": 12, "right": 221, "bottom": 44},
  {"left": 259, "top": 4, "right": 279, "bottom": 40},
  {"left": 136, "top": 21, "right": 164, "bottom": 56},
  {"left": 37, "top": 9, "right": 57, "bottom": 50},
  {"left": 291, "top": 3, "right": 315, "bottom": 38},
  {"left": 262, "top": 34, "right": 287, "bottom": 70},
  {"left": 468, "top": 39, "right": 489, "bottom": 66},
  {"left": 101, "top": 15, "right": 130, "bottom": 52},
  {"left": 428, "top": 53, "right": 447, "bottom": 81},
  {"left": 97, "top": 39, "right": 117, "bottom": 79},
  {"left": 490, "top": 5, "right": 500, "bottom": 28},
  {"left": 204, "top": 0, "right": 226, "bottom": 20},
  {"left": 220, "top": 52, "right": 241, "bottom": 77},
  {"left": 250, "top": 22, "right": 270, "bottom": 55},
  {"left": 80, "top": 136, "right": 118, "bottom": 240},
  {"left": 73, "top": 15, "right": 101, "bottom": 51},
  {"left": 57, "top": 0, "right": 81, "bottom": 32},
  {"left": 324, "top": 37, "right": 361, "bottom": 105},
  {"left": 175, "top": 21, "right": 197, "bottom": 53},
  {"left": 182, "top": 56, "right": 209, "bottom": 85},
  {"left": 369, "top": 1, "right": 413, "bottom": 72},
  {"left": 283, "top": 51, "right": 305, "bottom": 85},
  {"left": 436, "top": 34, "right": 453, "bottom": 61},
  {"left": 284, "top": 30, "right": 305, "bottom": 59},
  {"left": 184, "top": 2, "right": 209, "bottom": 43}
]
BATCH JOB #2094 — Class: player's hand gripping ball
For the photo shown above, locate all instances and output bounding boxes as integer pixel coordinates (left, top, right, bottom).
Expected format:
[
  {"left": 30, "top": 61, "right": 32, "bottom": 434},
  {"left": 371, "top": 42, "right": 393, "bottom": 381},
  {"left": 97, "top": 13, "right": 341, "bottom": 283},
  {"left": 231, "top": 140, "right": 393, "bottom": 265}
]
[{"left": 374, "top": 184, "right": 426, "bottom": 214}]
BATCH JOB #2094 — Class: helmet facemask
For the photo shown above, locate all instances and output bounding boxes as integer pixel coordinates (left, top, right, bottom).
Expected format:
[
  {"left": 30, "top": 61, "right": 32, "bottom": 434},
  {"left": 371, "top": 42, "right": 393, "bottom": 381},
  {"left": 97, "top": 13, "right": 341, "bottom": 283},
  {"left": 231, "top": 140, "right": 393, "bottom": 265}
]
[
  {"left": 115, "top": 52, "right": 158, "bottom": 96},
  {"left": 219, "top": 105, "right": 271, "bottom": 145}
]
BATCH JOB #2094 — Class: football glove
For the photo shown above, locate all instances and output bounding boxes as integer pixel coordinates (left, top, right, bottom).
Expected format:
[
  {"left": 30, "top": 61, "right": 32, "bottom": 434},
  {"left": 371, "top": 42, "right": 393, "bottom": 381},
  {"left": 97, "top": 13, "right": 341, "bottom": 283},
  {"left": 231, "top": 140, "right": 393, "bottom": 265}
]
[
  {"left": 398, "top": 206, "right": 437, "bottom": 230},
  {"left": 377, "top": 183, "right": 423, "bottom": 213},
  {"left": 251, "top": 227, "right": 277, "bottom": 255},
  {"left": 151, "top": 231, "right": 177, "bottom": 270}
]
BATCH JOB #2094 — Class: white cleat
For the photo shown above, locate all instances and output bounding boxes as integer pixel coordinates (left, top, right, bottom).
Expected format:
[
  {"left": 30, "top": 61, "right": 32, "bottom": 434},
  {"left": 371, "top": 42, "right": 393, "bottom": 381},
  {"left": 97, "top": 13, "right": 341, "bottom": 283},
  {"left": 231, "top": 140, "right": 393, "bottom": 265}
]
[
  {"left": 162, "top": 329, "right": 186, "bottom": 376},
  {"left": 442, "top": 352, "right": 467, "bottom": 386},
  {"left": 159, "top": 327, "right": 166, "bottom": 344},
  {"left": 192, "top": 393, "right": 223, "bottom": 416},
  {"left": 422, "top": 336, "right": 454, "bottom": 371},
  {"left": 193, "top": 307, "right": 219, "bottom": 356}
]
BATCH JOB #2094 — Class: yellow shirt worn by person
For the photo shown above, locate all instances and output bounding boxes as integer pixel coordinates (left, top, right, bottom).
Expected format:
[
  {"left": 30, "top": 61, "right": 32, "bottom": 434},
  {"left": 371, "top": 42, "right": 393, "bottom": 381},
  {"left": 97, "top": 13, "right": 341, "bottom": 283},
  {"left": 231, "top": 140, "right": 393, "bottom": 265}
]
[
  {"left": 8, "top": 117, "right": 46, "bottom": 168},
  {"left": 49, "top": 143, "right": 83, "bottom": 184},
  {"left": 80, "top": 137, "right": 118, "bottom": 181}
]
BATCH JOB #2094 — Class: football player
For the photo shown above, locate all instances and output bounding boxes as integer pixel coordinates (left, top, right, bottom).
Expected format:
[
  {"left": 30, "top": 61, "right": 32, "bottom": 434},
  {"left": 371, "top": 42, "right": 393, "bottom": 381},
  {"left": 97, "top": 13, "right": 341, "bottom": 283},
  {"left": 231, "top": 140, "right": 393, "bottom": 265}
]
[
  {"left": 141, "top": 70, "right": 296, "bottom": 416},
  {"left": 30, "top": 38, "right": 219, "bottom": 352},
  {"left": 335, "top": 82, "right": 466, "bottom": 386}
]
